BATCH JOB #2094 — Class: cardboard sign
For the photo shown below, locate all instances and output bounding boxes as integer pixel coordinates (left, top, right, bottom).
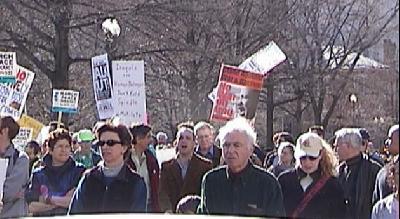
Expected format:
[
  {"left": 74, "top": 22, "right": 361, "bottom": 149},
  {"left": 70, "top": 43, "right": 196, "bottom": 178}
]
[
  {"left": 210, "top": 65, "right": 264, "bottom": 122},
  {"left": 112, "top": 60, "right": 147, "bottom": 125},
  {"left": 17, "top": 114, "right": 44, "bottom": 139},
  {"left": 52, "top": 89, "right": 79, "bottom": 113},
  {"left": 12, "top": 127, "right": 33, "bottom": 150},
  {"left": 0, "top": 52, "right": 17, "bottom": 83},
  {"left": 239, "top": 41, "right": 286, "bottom": 75},
  {"left": 0, "top": 65, "right": 35, "bottom": 120},
  {"left": 91, "top": 54, "right": 114, "bottom": 119},
  {"left": 209, "top": 41, "right": 286, "bottom": 103}
]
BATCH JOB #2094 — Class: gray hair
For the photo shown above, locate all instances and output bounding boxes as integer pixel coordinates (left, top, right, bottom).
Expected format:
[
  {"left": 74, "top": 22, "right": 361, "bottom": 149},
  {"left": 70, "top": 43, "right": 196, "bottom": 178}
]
[
  {"left": 194, "top": 121, "right": 215, "bottom": 136},
  {"left": 218, "top": 117, "right": 256, "bottom": 148},
  {"left": 334, "top": 128, "right": 363, "bottom": 149}
]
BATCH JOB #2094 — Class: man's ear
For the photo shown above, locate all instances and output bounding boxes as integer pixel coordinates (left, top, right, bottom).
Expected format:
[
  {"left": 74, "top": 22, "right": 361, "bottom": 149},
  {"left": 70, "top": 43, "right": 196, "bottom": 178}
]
[{"left": 0, "top": 127, "right": 9, "bottom": 137}]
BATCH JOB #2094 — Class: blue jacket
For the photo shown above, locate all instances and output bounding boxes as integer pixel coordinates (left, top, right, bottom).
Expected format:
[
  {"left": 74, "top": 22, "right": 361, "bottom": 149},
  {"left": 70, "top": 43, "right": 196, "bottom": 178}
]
[{"left": 25, "top": 154, "right": 85, "bottom": 216}]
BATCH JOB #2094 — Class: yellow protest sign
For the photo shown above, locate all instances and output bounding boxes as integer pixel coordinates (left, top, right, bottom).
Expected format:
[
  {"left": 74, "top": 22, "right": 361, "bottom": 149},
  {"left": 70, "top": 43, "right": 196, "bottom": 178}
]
[{"left": 17, "top": 114, "right": 44, "bottom": 139}]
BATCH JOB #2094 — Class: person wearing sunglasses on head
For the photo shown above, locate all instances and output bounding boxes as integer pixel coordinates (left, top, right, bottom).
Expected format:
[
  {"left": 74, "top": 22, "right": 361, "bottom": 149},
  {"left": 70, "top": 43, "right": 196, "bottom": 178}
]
[
  {"left": 25, "top": 128, "right": 85, "bottom": 216},
  {"left": 278, "top": 132, "right": 346, "bottom": 219},
  {"left": 68, "top": 123, "right": 147, "bottom": 214}
]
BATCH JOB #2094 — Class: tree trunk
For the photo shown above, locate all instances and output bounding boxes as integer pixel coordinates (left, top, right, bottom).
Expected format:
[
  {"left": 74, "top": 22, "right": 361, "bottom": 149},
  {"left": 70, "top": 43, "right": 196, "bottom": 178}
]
[
  {"left": 265, "top": 78, "right": 274, "bottom": 150},
  {"left": 50, "top": 1, "right": 71, "bottom": 125}
]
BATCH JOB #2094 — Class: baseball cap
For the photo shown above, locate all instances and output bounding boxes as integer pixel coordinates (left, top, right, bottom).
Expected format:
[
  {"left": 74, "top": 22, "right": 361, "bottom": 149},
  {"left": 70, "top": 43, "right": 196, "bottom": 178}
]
[
  {"left": 77, "top": 129, "right": 95, "bottom": 142},
  {"left": 295, "top": 132, "right": 323, "bottom": 159}
]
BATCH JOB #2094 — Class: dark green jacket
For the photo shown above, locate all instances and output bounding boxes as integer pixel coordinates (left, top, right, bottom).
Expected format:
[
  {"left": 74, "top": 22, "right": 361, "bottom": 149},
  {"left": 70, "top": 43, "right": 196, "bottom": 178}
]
[{"left": 198, "top": 163, "right": 286, "bottom": 217}]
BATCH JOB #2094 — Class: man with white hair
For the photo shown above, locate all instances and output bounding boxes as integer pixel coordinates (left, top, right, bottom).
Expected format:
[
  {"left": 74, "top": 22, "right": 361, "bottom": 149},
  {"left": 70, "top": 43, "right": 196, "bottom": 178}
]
[
  {"left": 335, "top": 128, "right": 381, "bottom": 219},
  {"left": 198, "top": 117, "right": 285, "bottom": 217}
]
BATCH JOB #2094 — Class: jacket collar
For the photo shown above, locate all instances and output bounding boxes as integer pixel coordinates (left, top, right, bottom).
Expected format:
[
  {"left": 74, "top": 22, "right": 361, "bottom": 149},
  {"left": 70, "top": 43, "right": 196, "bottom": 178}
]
[
  {"left": 92, "top": 162, "right": 131, "bottom": 183},
  {"left": 43, "top": 154, "right": 76, "bottom": 174},
  {"left": 296, "top": 167, "right": 321, "bottom": 180},
  {"left": 226, "top": 161, "right": 252, "bottom": 183},
  {"left": 1, "top": 144, "right": 15, "bottom": 158}
]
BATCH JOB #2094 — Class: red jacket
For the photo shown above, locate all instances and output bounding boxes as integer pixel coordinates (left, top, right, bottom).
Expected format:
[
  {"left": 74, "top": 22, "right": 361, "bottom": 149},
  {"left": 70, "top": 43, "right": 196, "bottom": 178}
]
[{"left": 125, "top": 149, "right": 160, "bottom": 212}]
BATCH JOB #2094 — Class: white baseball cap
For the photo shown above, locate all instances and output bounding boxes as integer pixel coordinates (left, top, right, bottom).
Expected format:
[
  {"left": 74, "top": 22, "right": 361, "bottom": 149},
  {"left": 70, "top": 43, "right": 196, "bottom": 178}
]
[{"left": 295, "top": 132, "right": 323, "bottom": 159}]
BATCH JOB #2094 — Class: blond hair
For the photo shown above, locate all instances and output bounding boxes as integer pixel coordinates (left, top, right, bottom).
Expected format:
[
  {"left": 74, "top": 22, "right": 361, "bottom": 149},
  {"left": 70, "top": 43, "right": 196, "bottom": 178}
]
[{"left": 319, "top": 141, "right": 338, "bottom": 177}]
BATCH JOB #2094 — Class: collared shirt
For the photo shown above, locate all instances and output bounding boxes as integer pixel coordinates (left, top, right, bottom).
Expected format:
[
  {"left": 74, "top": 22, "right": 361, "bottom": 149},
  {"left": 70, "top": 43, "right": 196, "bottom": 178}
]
[
  {"left": 176, "top": 158, "right": 189, "bottom": 179},
  {"left": 131, "top": 149, "right": 150, "bottom": 203},
  {"left": 296, "top": 168, "right": 321, "bottom": 192},
  {"left": 195, "top": 145, "right": 214, "bottom": 160}
]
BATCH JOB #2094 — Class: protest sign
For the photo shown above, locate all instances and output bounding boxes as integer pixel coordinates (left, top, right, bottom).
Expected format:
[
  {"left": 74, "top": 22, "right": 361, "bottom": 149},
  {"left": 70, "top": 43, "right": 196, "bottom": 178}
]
[
  {"left": 112, "top": 60, "right": 147, "bottom": 125},
  {"left": 12, "top": 127, "right": 33, "bottom": 150},
  {"left": 239, "top": 41, "right": 286, "bottom": 75},
  {"left": 210, "top": 65, "right": 264, "bottom": 122},
  {"left": 0, "top": 158, "right": 8, "bottom": 200},
  {"left": 0, "top": 52, "right": 17, "bottom": 83},
  {"left": 91, "top": 54, "right": 114, "bottom": 119},
  {"left": 52, "top": 89, "right": 79, "bottom": 113},
  {"left": 0, "top": 65, "right": 35, "bottom": 120},
  {"left": 208, "top": 41, "right": 286, "bottom": 103},
  {"left": 18, "top": 114, "right": 44, "bottom": 139}
]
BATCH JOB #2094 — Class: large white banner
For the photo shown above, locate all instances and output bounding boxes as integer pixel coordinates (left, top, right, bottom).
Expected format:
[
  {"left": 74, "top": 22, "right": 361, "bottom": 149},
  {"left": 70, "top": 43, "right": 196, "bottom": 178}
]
[
  {"left": 0, "top": 52, "right": 17, "bottom": 83},
  {"left": 0, "top": 65, "right": 35, "bottom": 120},
  {"left": 112, "top": 60, "right": 147, "bottom": 125},
  {"left": 91, "top": 54, "right": 114, "bottom": 120},
  {"left": 52, "top": 89, "right": 79, "bottom": 113}
]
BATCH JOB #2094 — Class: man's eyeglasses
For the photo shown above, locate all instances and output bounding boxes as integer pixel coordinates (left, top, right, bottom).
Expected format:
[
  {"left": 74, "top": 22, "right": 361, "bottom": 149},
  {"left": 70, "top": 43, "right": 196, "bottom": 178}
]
[
  {"left": 96, "top": 140, "right": 122, "bottom": 147},
  {"left": 299, "top": 155, "right": 319, "bottom": 161}
]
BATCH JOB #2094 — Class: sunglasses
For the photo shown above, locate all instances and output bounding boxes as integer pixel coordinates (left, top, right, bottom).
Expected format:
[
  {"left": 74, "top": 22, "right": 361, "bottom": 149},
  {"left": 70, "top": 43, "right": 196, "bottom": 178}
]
[
  {"left": 96, "top": 140, "right": 122, "bottom": 147},
  {"left": 300, "top": 155, "right": 319, "bottom": 161}
]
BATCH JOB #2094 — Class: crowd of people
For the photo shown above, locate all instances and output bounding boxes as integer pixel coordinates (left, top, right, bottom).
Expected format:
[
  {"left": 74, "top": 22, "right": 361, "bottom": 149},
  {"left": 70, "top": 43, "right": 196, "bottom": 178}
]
[{"left": 0, "top": 115, "right": 398, "bottom": 218}]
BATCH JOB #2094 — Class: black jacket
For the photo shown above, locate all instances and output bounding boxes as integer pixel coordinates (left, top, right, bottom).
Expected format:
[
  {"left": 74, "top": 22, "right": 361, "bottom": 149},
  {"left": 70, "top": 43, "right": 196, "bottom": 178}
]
[
  {"left": 338, "top": 153, "right": 381, "bottom": 219},
  {"left": 68, "top": 164, "right": 147, "bottom": 214},
  {"left": 278, "top": 168, "right": 346, "bottom": 219},
  {"left": 198, "top": 163, "right": 285, "bottom": 217}
]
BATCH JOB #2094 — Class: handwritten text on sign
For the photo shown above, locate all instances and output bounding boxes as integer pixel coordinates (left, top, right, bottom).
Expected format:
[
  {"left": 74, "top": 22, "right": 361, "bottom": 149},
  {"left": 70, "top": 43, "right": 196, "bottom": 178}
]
[{"left": 112, "top": 60, "right": 147, "bottom": 125}]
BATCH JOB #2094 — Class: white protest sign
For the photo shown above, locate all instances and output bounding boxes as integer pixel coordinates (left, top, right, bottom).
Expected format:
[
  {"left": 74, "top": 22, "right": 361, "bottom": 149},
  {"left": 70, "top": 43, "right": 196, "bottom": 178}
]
[
  {"left": 91, "top": 54, "right": 114, "bottom": 119},
  {"left": 0, "top": 65, "right": 35, "bottom": 120},
  {"left": 12, "top": 127, "right": 33, "bottom": 150},
  {"left": 52, "top": 89, "right": 79, "bottom": 113},
  {"left": 0, "top": 158, "right": 8, "bottom": 200},
  {"left": 0, "top": 52, "right": 17, "bottom": 83},
  {"left": 112, "top": 60, "right": 147, "bottom": 125},
  {"left": 239, "top": 41, "right": 286, "bottom": 74}
]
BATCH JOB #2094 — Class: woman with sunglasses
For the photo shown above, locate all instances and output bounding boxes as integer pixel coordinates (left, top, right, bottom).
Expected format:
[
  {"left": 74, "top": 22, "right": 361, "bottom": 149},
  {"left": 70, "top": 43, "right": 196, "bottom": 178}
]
[
  {"left": 68, "top": 123, "right": 147, "bottom": 214},
  {"left": 278, "top": 132, "right": 346, "bottom": 219}
]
